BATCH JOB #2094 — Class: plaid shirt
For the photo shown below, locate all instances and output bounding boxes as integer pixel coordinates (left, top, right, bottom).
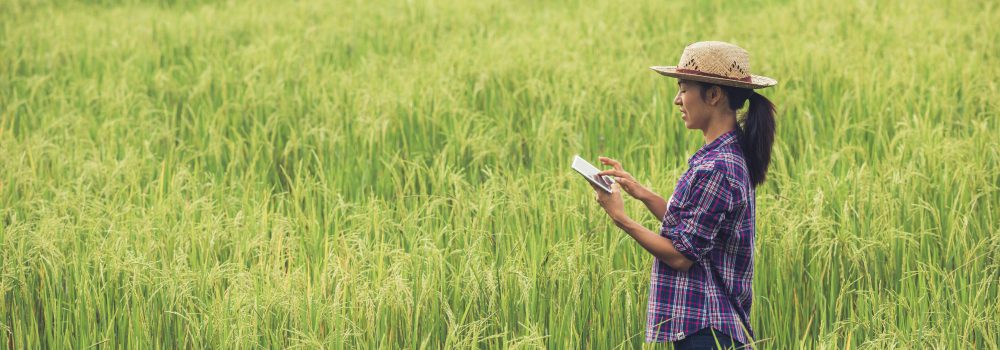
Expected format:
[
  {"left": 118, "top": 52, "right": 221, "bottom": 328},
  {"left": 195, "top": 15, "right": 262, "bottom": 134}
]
[{"left": 646, "top": 129, "right": 756, "bottom": 344}]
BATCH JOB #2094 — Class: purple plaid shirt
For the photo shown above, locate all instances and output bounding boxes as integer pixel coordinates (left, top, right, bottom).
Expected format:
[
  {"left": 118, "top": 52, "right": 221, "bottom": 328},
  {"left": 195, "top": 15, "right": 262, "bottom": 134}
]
[{"left": 646, "top": 129, "right": 756, "bottom": 344}]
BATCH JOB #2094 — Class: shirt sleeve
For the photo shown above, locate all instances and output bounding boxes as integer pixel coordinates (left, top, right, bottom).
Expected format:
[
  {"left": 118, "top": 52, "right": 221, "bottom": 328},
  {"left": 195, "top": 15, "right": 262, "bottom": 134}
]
[{"left": 660, "top": 168, "right": 735, "bottom": 263}]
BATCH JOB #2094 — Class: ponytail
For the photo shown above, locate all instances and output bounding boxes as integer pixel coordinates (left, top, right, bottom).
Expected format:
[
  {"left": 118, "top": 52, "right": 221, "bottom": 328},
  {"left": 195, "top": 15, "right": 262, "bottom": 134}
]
[
  {"left": 694, "top": 81, "right": 776, "bottom": 188},
  {"left": 737, "top": 91, "right": 775, "bottom": 188}
]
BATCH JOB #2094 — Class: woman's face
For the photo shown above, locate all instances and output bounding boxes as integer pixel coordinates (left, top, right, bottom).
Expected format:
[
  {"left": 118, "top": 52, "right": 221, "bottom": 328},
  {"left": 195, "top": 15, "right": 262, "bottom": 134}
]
[{"left": 673, "top": 80, "right": 710, "bottom": 130}]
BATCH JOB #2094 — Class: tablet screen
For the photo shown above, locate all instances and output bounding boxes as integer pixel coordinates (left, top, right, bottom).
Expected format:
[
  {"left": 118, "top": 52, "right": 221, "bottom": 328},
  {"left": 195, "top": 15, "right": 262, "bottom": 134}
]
[{"left": 572, "top": 155, "right": 614, "bottom": 193}]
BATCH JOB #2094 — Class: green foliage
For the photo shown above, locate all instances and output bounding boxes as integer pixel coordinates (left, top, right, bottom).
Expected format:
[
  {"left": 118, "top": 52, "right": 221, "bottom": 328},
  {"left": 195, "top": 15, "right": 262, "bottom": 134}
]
[{"left": 1, "top": 0, "right": 998, "bottom": 348}]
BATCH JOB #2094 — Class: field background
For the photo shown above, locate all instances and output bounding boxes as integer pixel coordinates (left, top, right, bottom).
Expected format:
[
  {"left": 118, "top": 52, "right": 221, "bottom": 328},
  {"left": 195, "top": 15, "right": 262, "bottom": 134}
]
[{"left": 2, "top": 0, "right": 999, "bottom": 348}]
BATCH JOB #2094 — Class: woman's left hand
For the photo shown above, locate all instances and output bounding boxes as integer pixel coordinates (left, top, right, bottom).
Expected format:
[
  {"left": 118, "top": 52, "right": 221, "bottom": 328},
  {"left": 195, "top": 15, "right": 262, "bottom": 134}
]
[{"left": 591, "top": 182, "right": 628, "bottom": 223}]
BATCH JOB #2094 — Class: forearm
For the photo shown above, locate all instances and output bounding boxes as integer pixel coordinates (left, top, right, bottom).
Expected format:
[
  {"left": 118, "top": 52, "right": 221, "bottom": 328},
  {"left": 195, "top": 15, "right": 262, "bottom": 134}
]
[
  {"left": 612, "top": 215, "right": 693, "bottom": 271},
  {"left": 636, "top": 189, "right": 668, "bottom": 219}
]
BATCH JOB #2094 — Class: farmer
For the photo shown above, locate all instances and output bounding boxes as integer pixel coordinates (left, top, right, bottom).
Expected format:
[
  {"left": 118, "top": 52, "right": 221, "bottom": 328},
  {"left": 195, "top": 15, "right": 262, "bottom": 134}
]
[{"left": 590, "top": 41, "right": 777, "bottom": 349}]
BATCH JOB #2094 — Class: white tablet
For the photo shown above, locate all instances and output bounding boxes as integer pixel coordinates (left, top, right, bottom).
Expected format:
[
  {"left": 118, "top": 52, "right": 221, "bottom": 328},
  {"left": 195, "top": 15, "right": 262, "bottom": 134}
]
[{"left": 572, "top": 155, "right": 614, "bottom": 193}]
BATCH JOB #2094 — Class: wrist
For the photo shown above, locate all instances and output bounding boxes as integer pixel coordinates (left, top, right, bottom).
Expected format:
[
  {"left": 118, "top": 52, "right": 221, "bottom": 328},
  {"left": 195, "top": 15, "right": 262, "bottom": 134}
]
[{"left": 611, "top": 213, "right": 634, "bottom": 228}]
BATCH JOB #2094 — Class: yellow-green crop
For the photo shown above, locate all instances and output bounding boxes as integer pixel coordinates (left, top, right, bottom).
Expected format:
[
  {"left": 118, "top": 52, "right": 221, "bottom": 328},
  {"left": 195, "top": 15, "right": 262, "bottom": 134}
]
[{"left": 1, "top": 0, "right": 998, "bottom": 348}]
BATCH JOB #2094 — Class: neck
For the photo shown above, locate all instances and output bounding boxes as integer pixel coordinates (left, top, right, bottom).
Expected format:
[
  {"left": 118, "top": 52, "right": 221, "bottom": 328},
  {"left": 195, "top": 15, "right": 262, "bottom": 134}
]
[{"left": 702, "top": 110, "right": 739, "bottom": 144}]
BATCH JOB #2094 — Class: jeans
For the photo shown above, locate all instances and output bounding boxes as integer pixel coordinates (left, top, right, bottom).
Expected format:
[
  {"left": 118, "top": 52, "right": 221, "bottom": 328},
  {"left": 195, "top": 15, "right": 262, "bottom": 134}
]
[{"left": 673, "top": 328, "right": 745, "bottom": 350}]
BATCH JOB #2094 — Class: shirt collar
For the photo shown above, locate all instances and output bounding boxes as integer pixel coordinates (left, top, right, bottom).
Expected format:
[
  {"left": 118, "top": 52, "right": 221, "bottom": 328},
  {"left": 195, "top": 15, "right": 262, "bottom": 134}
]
[{"left": 688, "top": 129, "right": 739, "bottom": 166}]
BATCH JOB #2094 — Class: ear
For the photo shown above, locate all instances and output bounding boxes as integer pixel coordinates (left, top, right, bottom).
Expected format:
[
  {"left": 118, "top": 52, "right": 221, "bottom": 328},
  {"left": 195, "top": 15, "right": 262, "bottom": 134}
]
[{"left": 707, "top": 86, "right": 724, "bottom": 106}]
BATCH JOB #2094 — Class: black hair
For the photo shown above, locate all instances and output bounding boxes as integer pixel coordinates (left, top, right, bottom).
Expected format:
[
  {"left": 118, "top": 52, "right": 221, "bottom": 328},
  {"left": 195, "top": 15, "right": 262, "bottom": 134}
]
[{"left": 692, "top": 81, "right": 776, "bottom": 188}]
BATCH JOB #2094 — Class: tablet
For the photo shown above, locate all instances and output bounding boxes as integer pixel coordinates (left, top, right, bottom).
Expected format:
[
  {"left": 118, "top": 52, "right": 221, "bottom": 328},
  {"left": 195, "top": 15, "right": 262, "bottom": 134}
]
[{"left": 572, "top": 155, "right": 614, "bottom": 193}]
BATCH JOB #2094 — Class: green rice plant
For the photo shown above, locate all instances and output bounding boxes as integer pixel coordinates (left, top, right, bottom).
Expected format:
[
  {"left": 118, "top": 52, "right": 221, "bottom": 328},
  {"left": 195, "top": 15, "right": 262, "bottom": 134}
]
[{"left": 1, "top": 0, "right": 997, "bottom": 348}]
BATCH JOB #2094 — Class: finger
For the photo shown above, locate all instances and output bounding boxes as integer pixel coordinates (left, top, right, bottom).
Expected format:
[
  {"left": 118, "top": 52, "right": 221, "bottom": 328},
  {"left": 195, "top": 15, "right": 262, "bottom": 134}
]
[
  {"left": 597, "top": 169, "right": 625, "bottom": 177},
  {"left": 595, "top": 174, "right": 625, "bottom": 187},
  {"left": 597, "top": 156, "right": 619, "bottom": 167},
  {"left": 618, "top": 176, "right": 636, "bottom": 185},
  {"left": 599, "top": 157, "right": 624, "bottom": 171}
]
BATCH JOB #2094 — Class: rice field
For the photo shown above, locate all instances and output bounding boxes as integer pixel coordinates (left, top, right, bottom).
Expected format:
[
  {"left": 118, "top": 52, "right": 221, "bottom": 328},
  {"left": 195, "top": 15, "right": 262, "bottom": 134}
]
[{"left": 1, "top": 0, "right": 998, "bottom": 348}]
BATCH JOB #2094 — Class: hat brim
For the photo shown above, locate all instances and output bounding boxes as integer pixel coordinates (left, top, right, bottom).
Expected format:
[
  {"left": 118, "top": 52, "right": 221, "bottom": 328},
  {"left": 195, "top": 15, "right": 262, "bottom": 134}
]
[{"left": 650, "top": 66, "right": 776, "bottom": 89}]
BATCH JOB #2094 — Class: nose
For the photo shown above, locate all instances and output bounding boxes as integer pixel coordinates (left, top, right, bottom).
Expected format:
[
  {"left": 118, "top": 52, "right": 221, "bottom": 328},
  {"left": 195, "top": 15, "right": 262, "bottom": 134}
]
[{"left": 673, "top": 91, "right": 682, "bottom": 106}]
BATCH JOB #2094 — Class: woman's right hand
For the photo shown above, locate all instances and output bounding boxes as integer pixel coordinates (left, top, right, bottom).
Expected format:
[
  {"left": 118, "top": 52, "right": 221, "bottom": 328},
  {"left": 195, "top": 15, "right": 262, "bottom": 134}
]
[{"left": 597, "top": 157, "right": 650, "bottom": 201}]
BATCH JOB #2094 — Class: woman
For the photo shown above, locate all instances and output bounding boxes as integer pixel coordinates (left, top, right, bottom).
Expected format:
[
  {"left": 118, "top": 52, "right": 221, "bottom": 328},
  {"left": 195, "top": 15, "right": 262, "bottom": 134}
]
[{"left": 591, "top": 41, "right": 776, "bottom": 349}]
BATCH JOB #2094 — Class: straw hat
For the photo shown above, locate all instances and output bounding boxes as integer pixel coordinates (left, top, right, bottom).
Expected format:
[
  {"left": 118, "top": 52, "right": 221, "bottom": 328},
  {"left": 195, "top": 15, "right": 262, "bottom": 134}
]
[{"left": 651, "top": 41, "right": 777, "bottom": 89}]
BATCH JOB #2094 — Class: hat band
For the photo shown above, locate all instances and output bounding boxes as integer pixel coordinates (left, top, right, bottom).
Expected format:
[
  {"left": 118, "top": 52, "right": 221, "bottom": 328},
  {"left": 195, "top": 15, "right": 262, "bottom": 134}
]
[{"left": 676, "top": 68, "right": 753, "bottom": 83}]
